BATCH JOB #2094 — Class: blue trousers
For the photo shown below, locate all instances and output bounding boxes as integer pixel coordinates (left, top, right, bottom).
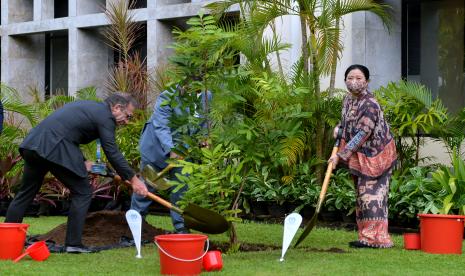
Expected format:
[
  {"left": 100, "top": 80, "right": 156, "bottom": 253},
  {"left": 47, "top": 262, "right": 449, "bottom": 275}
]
[{"left": 130, "top": 162, "right": 187, "bottom": 231}]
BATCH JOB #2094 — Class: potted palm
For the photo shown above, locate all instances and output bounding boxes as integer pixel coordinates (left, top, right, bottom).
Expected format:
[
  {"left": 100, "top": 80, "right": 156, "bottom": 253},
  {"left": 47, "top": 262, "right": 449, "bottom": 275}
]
[{"left": 418, "top": 151, "right": 465, "bottom": 254}]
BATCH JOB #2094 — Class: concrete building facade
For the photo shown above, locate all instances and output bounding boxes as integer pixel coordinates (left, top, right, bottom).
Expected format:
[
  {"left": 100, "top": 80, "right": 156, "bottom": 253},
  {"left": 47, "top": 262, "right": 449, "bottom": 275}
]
[
  {"left": 0, "top": 0, "right": 405, "bottom": 99},
  {"left": 0, "top": 0, "right": 222, "bottom": 99},
  {"left": 0, "top": 1, "right": 463, "bottom": 163}
]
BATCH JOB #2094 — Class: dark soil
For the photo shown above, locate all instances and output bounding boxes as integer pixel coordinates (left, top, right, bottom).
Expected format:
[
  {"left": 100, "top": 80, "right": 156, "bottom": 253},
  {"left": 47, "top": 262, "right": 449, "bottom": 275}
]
[{"left": 37, "top": 211, "right": 166, "bottom": 247}]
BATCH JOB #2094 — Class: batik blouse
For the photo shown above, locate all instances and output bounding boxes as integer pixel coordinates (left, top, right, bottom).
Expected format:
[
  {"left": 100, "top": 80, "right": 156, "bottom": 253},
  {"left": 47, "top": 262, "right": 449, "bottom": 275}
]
[{"left": 337, "top": 91, "right": 397, "bottom": 178}]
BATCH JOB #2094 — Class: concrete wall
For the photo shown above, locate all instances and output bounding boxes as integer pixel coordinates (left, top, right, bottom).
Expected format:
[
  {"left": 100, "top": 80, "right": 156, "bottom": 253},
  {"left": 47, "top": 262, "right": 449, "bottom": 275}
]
[
  {"left": 34, "top": 0, "right": 54, "bottom": 21},
  {"left": 0, "top": 0, "right": 403, "bottom": 104},
  {"left": 8, "top": 0, "right": 33, "bottom": 24},
  {"left": 68, "top": 28, "right": 109, "bottom": 96},
  {"left": 78, "top": 0, "right": 106, "bottom": 16},
  {"left": 0, "top": 0, "right": 215, "bottom": 100},
  {"left": 1, "top": 34, "right": 45, "bottom": 100},
  {"left": 347, "top": 0, "right": 402, "bottom": 90}
]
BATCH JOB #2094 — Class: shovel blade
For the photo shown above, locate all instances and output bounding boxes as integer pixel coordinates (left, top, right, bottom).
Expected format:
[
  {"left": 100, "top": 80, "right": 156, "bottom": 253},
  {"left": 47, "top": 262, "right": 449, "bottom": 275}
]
[
  {"left": 141, "top": 165, "right": 173, "bottom": 191},
  {"left": 183, "top": 204, "right": 230, "bottom": 234},
  {"left": 293, "top": 213, "right": 318, "bottom": 247}
]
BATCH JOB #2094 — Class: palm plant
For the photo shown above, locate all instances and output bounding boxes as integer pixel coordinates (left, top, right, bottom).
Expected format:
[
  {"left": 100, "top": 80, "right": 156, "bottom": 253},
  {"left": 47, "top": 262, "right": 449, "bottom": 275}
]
[
  {"left": 0, "top": 83, "right": 40, "bottom": 200},
  {"left": 104, "top": 0, "right": 151, "bottom": 110},
  {"left": 208, "top": 0, "right": 392, "bottom": 182},
  {"left": 375, "top": 80, "right": 449, "bottom": 169}
]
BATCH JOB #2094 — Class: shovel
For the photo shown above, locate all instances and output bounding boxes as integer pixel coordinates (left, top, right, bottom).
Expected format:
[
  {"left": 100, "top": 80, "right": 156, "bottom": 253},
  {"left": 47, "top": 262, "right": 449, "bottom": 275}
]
[
  {"left": 145, "top": 192, "right": 229, "bottom": 234},
  {"left": 294, "top": 130, "right": 342, "bottom": 247},
  {"left": 140, "top": 164, "right": 175, "bottom": 191},
  {"left": 114, "top": 175, "right": 229, "bottom": 234}
]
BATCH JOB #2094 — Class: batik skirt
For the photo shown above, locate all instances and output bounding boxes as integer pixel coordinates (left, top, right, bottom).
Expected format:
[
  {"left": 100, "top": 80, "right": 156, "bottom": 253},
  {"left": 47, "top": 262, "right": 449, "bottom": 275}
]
[{"left": 352, "top": 169, "right": 393, "bottom": 248}]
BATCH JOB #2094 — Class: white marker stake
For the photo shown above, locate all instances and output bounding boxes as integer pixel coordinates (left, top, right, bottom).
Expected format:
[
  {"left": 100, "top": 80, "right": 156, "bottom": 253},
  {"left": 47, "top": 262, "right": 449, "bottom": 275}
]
[
  {"left": 280, "top": 213, "right": 302, "bottom": 262},
  {"left": 126, "top": 209, "right": 143, "bottom": 258}
]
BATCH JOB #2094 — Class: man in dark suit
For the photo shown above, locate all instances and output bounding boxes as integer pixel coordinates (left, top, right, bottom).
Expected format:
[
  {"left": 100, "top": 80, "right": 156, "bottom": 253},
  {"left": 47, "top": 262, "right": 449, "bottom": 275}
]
[{"left": 4, "top": 93, "right": 148, "bottom": 253}]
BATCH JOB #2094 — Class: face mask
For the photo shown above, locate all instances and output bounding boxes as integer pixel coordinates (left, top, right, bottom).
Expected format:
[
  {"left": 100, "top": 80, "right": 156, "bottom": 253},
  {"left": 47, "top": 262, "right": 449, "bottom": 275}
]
[{"left": 346, "top": 80, "right": 367, "bottom": 94}]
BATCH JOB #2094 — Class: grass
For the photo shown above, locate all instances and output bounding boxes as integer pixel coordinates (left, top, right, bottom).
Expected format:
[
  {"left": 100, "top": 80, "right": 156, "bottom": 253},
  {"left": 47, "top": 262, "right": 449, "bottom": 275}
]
[{"left": 1, "top": 215, "right": 464, "bottom": 275}]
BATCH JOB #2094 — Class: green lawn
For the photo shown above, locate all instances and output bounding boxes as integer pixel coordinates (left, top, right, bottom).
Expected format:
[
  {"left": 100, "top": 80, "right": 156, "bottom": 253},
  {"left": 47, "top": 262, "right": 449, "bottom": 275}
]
[{"left": 1, "top": 215, "right": 464, "bottom": 275}]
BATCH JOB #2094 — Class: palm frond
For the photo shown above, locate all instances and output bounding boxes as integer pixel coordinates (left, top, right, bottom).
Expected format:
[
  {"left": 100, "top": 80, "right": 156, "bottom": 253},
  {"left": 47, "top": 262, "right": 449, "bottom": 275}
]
[
  {"left": 104, "top": 0, "right": 142, "bottom": 59},
  {"left": 1, "top": 83, "right": 39, "bottom": 126},
  {"left": 75, "top": 87, "right": 100, "bottom": 101},
  {"left": 279, "top": 129, "right": 307, "bottom": 166},
  {"left": 337, "top": 0, "right": 392, "bottom": 31}
]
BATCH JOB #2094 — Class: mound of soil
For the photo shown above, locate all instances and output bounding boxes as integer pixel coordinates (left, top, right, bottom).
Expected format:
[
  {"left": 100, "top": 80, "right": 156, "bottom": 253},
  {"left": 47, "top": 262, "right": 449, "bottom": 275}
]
[
  {"left": 37, "top": 211, "right": 166, "bottom": 247},
  {"left": 35, "top": 211, "right": 347, "bottom": 253}
]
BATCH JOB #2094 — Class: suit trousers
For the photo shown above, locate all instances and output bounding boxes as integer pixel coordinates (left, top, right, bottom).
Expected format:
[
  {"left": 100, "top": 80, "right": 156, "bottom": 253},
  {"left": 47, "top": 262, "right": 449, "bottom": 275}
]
[{"left": 5, "top": 149, "right": 92, "bottom": 246}]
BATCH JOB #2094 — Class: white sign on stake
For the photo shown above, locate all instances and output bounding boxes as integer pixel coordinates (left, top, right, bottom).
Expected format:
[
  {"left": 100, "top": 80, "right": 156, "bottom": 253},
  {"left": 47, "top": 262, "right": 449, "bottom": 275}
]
[
  {"left": 280, "top": 213, "right": 302, "bottom": 262},
  {"left": 126, "top": 209, "right": 143, "bottom": 258}
]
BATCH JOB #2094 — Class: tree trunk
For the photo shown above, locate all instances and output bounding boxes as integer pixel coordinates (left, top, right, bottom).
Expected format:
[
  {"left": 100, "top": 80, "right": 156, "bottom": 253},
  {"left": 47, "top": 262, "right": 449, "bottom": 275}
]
[
  {"left": 329, "top": 16, "right": 341, "bottom": 96},
  {"left": 299, "top": 15, "right": 309, "bottom": 75},
  {"left": 229, "top": 223, "right": 238, "bottom": 245},
  {"left": 270, "top": 20, "right": 285, "bottom": 79}
]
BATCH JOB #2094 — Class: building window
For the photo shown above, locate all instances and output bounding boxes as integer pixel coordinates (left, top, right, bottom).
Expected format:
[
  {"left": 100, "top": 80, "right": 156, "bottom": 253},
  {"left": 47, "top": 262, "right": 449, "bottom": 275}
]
[
  {"left": 403, "top": 0, "right": 465, "bottom": 112},
  {"left": 55, "top": 0, "right": 69, "bottom": 18},
  {"left": 129, "top": 0, "right": 147, "bottom": 9},
  {"left": 45, "top": 32, "right": 68, "bottom": 97}
]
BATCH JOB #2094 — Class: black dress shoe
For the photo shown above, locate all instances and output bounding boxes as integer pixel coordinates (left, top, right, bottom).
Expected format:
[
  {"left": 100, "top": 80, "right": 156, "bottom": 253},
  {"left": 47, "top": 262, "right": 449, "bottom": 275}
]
[
  {"left": 65, "top": 245, "right": 98, "bottom": 254},
  {"left": 348, "top": 241, "right": 378, "bottom": 249}
]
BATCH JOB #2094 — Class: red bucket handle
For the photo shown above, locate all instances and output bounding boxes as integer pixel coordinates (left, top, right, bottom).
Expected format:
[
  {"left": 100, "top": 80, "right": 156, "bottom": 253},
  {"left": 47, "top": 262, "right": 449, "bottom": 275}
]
[
  {"left": 19, "top": 226, "right": 28, "bottom": 234},
  {"left": 155, "top": 239, "right": 209, "bottom": 262}
]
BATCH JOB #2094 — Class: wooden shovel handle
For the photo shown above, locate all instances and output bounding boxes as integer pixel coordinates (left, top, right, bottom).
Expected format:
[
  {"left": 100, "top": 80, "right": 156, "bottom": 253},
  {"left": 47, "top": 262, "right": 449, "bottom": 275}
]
[
  {"left": 153, "top": 163, "right": 176, "bottom": 181},
  {"left": 320, "top": 146, "right": 339, "bottom": 196},
  {"left": 316, "top": 145, "right": 340, "bottom": 211},
  {"left": 145, "top": 192, "right": 182, "bottom": 214},
  {"left": 114, "top": 175, "right": 183, "bottom": 214}
]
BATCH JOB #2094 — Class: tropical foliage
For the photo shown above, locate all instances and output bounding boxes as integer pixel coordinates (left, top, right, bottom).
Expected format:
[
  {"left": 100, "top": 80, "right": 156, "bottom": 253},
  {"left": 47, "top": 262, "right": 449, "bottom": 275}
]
[
  {"left": 430, "top": 151, "right": 465, "bottom": 215},
  {"left": 375, "top": 80, "right": 448, "bottom": 170}
]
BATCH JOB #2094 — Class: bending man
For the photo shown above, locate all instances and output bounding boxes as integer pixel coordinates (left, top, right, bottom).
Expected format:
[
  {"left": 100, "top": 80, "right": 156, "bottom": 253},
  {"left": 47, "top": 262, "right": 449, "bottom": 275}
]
[{"left": 5, "top": 93, "right": 148, "bottom": 253}]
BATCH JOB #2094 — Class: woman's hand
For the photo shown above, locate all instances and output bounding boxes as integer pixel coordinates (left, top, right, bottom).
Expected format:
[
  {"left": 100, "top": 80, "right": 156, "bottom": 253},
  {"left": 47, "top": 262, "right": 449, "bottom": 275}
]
[{"left": 328, "top": 154, "right": 339, "bottom": 168}]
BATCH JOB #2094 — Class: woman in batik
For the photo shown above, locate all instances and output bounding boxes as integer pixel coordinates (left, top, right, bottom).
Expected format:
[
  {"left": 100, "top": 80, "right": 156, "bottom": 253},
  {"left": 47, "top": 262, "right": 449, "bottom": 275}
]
[{"left": 329, "top": 64, "right": 397, "bottom": 248}]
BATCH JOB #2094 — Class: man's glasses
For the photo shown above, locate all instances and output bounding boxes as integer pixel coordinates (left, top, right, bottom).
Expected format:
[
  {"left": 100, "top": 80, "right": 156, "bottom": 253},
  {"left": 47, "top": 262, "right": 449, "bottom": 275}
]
[{"left": 121, "top": 108, "right": 133, "bottom": 120}]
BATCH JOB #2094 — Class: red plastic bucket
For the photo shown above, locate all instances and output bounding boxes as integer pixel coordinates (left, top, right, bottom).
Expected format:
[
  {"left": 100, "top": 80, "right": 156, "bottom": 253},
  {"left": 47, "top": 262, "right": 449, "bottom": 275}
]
[
  {"left": 155, "top": 234, "right": 208, "bottom": 275},
  {"left": 0, "top": 223, "right": 29, "bottom": 260},
  {"left": 13, "top": 241, "right": 50, "bottom": 263},
  {"left": 419, "top": 214, "right": 465, "bottom": 254},
  {"left": 28, "top": 241, "right": 50, "bottom": 261},
  {"left": 403, "top": 233, "right": 421, "bottom": 250},
  {"left": 203, "top": 250, "right": 223, "bottom": 272}
]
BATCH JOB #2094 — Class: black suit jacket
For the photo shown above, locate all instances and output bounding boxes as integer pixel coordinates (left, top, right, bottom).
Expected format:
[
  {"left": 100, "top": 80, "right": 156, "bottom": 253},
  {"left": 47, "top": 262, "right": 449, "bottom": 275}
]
[{"left": 20, "top": 100, "right": 135, "bottom": 180}]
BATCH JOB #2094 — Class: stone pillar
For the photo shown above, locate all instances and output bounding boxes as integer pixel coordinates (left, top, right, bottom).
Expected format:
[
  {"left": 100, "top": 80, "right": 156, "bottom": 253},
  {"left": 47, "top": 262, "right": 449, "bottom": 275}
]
[
  {"left": 69, "top": 0, "right": 77, "bottom": 17},
  {"left": 68, "top": 27, "right": 110, "bottom": 96},
  {"left": 2, "top": 35, "right": 45, "bottom": 100},
  {"left": 147, "top": 18, "right": 173, "bottom": 73},
  {"left": 34, "top": 0, "right": 54, "bottom": 21},
  {"left": 1, "top": 0, "right": 9, "bottom": 25},
  {"left": 351, "top": 0, "right": 402, "bottom": 89}
]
